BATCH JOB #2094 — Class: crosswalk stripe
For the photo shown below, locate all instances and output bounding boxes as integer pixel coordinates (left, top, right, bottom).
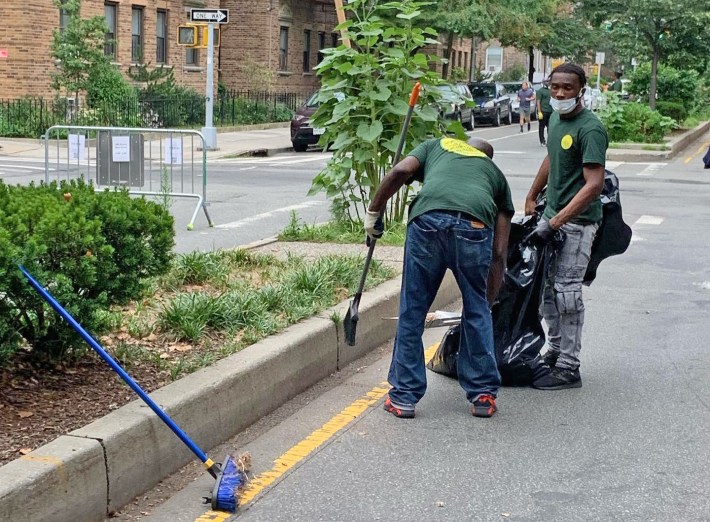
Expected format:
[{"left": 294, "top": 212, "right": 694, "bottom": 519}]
[{"left": 215, "top": 201, "right": 324, "bottom": 230}]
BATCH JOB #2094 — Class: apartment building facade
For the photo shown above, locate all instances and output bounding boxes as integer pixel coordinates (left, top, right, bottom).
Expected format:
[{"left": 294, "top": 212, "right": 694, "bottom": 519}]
[{"left": 0, "top": 1, "right": 546, "bottom": 100}]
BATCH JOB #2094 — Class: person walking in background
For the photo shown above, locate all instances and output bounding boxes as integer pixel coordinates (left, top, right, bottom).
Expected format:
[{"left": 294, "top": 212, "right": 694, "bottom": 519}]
[
  {"left": 517, "top": 81, "right": 536, "bottom": 133},
  {"left": 524, "top": 63, "right": 608, "bottom": 390},
  {"left": 364, "top": 137, "right": 514, "bottom": 418},
  {"left": 611, "top": 71, "right": 623, "bottom": 93},
  {"left": 536, "top": 78, "right": 553, "bottom": 146}
]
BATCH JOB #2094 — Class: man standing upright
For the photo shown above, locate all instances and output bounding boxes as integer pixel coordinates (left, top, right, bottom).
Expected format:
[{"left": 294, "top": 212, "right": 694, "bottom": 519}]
[
  {"left": 536, "top": 78, "right": 553, "bottom": 146},
  {"left": 611, "top": 71, "right": 623, "bottom": 93},
  {"left": 517, "top": 81, "right": 536, "bottom": 133},
  {"left": 524, "top": 63, "right": 608, "bottom": 390},
  {"left": 364, "top": 137, "right": 514, "bottom": 418}
]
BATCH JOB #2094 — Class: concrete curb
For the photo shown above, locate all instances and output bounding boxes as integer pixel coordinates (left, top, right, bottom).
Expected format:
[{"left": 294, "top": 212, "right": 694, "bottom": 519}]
[
  {"left": 607, "top": 120, "right": 710, "bottom": 162},
  {"left": 0, "top": 271, "right": 460, "bottom": 521}
]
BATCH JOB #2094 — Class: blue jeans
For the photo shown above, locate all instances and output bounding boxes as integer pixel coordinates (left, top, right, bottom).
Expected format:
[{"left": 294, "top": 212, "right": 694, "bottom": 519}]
[{"left": 388, "top": 210, "right": 501, "bottom": 405}]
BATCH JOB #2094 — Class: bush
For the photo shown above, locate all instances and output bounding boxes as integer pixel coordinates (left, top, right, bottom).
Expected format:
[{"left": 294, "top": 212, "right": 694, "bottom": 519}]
[
  {"left": 599, "top": 95, "right": 676, "bottom": 143},
  {"left": 0, "top": 179, "right": 174, "bottom": 363},
  {"left": 86, "top": 62, "right": 138, "bottom": 108},
  {"left": 628, "top": 63, "right": 700, "bottom": 108},
  {"left": 656, "top": 101, "right": 688, "bottom": 123}
]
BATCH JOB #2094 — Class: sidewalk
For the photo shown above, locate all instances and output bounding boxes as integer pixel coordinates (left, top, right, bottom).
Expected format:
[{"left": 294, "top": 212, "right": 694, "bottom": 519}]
[{"left": 0, "top": 124, "right": 293, "bottom": 161}]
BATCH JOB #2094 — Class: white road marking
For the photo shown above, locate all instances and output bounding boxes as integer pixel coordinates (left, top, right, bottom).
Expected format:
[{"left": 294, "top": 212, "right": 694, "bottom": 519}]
[
  {"left": 215, "top": 201, "right": 324, "bottom": 230},
  {"left": 606, "top": 161, "right": 623, "bottom": 170},
  {"left": 0, "top": 164, "right": 47, "bottom": 171},
  {"left": 637, "top": 163, "right": 664, "bottom": 176},
  {"left": 701, "top": 282, "right": 710, "bottom": 290},
  {"left": 495, "top": 151, "right": 525, "bottom": 154},
  {"left": 635, "top": 215, "right": 664, "bottom": 226}
]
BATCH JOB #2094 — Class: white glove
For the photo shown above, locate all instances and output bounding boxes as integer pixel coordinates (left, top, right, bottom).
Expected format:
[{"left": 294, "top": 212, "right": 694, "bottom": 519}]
[{"left": 364, "top": 209, "right": 383, "bottom": 240}]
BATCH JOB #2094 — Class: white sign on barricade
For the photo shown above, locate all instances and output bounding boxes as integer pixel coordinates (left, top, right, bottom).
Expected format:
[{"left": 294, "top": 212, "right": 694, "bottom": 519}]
[
  {"left": 164, "top": 138, "right": 183, "bottom": 165},
  {"left": 112, "top": 136, "right": 131, "bottom": 163},
  {"left": 68, "top": 134, "right": 85, "bottom": 161}
]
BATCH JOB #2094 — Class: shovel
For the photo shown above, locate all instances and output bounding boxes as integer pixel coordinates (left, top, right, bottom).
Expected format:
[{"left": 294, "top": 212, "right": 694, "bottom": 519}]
[{"left": 343, "top": 81, "right": 421, "bottom": 346}]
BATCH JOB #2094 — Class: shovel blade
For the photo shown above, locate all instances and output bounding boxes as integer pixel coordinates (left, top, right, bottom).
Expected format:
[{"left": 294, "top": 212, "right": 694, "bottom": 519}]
[{"left": 343, "top": 297, "right": 360, "bottom": 346}]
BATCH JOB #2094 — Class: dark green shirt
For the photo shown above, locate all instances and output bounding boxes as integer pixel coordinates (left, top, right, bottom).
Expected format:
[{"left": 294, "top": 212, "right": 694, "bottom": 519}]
[
  {"left": 611, "top": 79, "right": 623, "bottom": 92},
  {"left": 544, "top": 109, "right": 608, "bottom": 225},
  {"left": 536, "top": 86, "right": 552, "bottom": 113},
  {"left": 407, "top": 137, "right": 515, "bottom": 229}
]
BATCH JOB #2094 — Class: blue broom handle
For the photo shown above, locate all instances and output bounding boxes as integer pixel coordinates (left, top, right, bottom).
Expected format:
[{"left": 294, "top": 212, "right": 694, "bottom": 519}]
[{"left": 19, "top": 265, "right": 211, "bottom": 465}]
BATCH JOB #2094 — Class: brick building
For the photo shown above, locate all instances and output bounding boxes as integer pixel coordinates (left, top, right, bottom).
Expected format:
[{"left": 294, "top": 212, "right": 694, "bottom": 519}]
[
  {"left": 0, "top": 1, "right": 547, "bottom": 100},
  {"left": 0, "top": 0, "right": 223, "bottom": 100}
]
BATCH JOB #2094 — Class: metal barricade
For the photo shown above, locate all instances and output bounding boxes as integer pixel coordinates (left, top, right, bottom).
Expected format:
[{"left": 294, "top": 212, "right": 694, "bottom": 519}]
[{"left": 43, "top": 126, "right": 214, "bottom": 230}]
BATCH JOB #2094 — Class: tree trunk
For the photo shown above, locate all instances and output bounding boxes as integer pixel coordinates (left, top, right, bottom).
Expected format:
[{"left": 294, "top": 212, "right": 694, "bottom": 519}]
[
  {"left": 442, "top": 32, "right": 455, "bottom": 80},
  {"left": 649, "top": 43, "right": 659, "bottom": 110},
  {"left": 528, "top": 46, "right": 535, "bottom": 82}
]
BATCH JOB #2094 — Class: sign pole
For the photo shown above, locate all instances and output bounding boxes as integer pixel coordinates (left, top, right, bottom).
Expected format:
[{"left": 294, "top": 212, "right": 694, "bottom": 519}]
[
  {"left": 333, "top": 0, "right": 351, "bottom": 48},
  {"left": 202, "top": 22, "right": 217, "bottom": 150}
]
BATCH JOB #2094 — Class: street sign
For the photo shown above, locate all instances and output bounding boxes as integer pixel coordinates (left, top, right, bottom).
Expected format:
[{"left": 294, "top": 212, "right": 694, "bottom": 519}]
[
  {"left": 190, "top": 9, "right": 229, "bottom": 24},
  {"left": 595, "top": 52, "right": 605, "bottom": 65}
]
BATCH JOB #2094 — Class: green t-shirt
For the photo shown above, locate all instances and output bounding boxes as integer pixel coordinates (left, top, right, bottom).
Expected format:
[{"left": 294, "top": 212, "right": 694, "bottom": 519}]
[
  {"left": 536, "top": 86, "right": 552, "bottom": 113},
  {"left": 544, "top": 109, "right": 608, "bottom": 225},
  {"left": 407, "top": 137, "right": 515, "bottom": 229},
  {"left": 611, "top": 79, "right": 623, "bottom": 92}
]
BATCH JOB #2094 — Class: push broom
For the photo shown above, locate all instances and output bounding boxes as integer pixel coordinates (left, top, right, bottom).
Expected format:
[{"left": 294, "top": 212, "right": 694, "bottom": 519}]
[
  {"left": 343, "top": 81, "right": 421, "bottom": 346},
  {"left": 19, "top": 265, "right": 245, "bottom": 513}
]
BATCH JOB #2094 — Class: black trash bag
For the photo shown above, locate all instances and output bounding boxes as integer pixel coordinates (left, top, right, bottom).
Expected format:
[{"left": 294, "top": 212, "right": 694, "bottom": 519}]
[
  {"left": 584, "top": 171, "right": 633, "bottom": 284},
  {"left": 703, "top": 146, "right": 710, "bottom": 169},
  {"left": 427, "top": 218, "right": 555, "bottom": 386}
]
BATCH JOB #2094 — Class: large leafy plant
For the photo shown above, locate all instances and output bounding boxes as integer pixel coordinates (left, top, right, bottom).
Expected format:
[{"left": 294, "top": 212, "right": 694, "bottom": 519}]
[{"left": 308, "top": 0, "right": 467, "bottom": 225}]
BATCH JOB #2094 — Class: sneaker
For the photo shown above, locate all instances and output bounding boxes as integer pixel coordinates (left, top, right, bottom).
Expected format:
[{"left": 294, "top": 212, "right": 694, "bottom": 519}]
[
  {"left": 532, "top": 367, "right": 582, "bottom": 390},
  {"left": 383, "top": 396, "right": 415, "bottom": 418},
  {"left": 542, "top": 351, "right": 558, "bottom": 368},
  {"left": 527, "top": 124, "right": 531, "bottom": 131},
  {"left": 471, "top": 394, "right": 497, "bottom": 417},
  {"left": 540, "top": 140, "right": 546, "bottom": 146}
]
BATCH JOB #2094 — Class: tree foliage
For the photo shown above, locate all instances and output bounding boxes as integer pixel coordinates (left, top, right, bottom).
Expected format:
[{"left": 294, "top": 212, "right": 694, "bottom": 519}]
[
  {"left": 309, "top": 0, "right": 466, "bottom": 225},
  {"left": 577, "top": 0, "right": 710, "bottom": 108},
  {"left": 51, "top": 0, "right": 111, "bottom": 104}
]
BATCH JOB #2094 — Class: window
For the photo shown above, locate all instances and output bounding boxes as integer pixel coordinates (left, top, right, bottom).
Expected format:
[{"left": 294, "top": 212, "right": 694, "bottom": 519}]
[
  {"left": 486, "top": 46, "right": 503, "bottom": 72},
  {"left": 186, "top": 48, "right": 199, "bottom": 66},
  {"left": 279, "top": 26, "right": 289, "bottom": 71},
  {"left": 303, "top": 30, "right": 311, "bottom": 72},
  {"left": 131, "top": 7, "right": 143, "bottom": 62},
  {"left": 331, "top": 32, "right": 338, "bottom": 48},
  {"left": 156, "top": 10, "right": 167, "bottom": 64},
  {"left": 104, "top": 3, "right": 116, "bottom": 58},
  {"left": 464, "top": 52, "right": 469, "bottom": 72},
  {"left": 318, "top": 32, "right": 326, "bottom": 63},
  {"left": 458, "top": 51, "right": 463, "bottom": 70},
  {"left": 59, "top": 0, "right": 70, "bottom": 31}
]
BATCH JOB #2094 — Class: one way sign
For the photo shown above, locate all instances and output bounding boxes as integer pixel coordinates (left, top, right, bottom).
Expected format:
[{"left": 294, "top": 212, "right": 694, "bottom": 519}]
[{"left": 190, "top": 9, "right": 229, "bottom": 24}]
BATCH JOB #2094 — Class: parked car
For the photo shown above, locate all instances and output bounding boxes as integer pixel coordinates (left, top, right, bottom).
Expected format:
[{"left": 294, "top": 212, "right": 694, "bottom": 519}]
[
  {"left": 584, "top": 87, "right": 603, "bottom": 111},
  {"left": 467, "top": 82, "right": 512, "bottom": 126},
  {"left": 432, "top": 83, "right": 475, "bottom": 131},
  {"left": 500, "top": 82, "right": 541, "bottom": 122},
  {"left": 290, "top": 92, "right": 323, "bottom": 152}
]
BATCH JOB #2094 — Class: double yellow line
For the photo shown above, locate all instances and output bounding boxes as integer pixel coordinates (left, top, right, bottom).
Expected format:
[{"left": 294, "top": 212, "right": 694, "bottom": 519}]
[{"left": 196, "top": 342, "right": 441, "bottom": 521}]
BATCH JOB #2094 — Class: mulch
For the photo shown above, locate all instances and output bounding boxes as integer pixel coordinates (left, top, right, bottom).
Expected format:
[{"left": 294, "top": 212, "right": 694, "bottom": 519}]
[{"left": 0, "top": 350, "right": 168, "bottom": 467}]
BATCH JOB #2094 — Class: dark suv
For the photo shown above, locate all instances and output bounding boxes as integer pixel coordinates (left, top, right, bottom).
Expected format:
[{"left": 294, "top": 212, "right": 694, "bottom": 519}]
[
  {"left": 290, "top": 91, "right": 323, "bottom": 152},
  {"left": 468, "top": 82, "right": 512, "bottom": 126}
]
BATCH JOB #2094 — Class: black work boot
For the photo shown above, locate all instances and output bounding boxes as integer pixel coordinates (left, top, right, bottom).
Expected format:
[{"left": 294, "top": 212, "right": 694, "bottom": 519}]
[{"left": 532, "top": 367, "right": 582, "bottom": 390}]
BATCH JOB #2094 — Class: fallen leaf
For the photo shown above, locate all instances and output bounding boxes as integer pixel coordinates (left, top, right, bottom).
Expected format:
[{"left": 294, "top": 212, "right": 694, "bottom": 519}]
[
  {"left": 18, "top": 411, "right": 34, "bottom": 419},
  {"left": 502, "top": 513, "right": 511, "bottom": 518},
  {"left": 19, "top": 448, "right": 32, "bottom": 455},
  {"left": 436, "top": 501, "right": 445, "bottom": 507}
]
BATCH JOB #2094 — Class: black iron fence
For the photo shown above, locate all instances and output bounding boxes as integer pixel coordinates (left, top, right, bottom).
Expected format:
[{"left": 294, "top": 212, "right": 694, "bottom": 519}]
[{"left": 0, "top": 91, "right": 309, "bottom": 138}]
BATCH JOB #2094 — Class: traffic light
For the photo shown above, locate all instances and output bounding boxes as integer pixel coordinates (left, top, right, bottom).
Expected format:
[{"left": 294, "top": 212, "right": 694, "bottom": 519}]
[
  {"left": 177, "top": 24, "right": 220, "bottom": 48},
  {"left": 178, "top": 25, "right": 198, "bottom": 46}
]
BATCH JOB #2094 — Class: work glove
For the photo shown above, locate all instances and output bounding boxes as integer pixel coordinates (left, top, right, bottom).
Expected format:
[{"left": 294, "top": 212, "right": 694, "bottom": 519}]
[
  {"left": 364, "top": 209, "right": 384, "bottom": 242},
  {"left": 524, "top": 220, "right": 557, "bottom": 247},
  {"left": 537, "top": 111, "right": 543, "bottom": 120}
]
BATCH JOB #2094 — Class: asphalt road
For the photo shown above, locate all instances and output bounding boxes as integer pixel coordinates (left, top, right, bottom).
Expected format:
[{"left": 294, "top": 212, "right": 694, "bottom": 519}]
[{"left": 95, "top": 124, "right": 710, "bottom": 521}]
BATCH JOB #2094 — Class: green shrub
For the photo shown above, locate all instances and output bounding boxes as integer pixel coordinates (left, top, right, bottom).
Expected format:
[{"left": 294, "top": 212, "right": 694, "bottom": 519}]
[
  {"left": 599, "top": 96, "right": 676, "bottom": 143},
  {"left": 656, "top": 101, "right": 687, "bottom": 123},
  {"left": 86, "top": 62, "right": 138, "bottom": 107},
  {"left": 0, "top": 179, "right": 174, "bottom": 363},
  {"left": 629, "top": 63, "right": 700, "bottom": 109}
]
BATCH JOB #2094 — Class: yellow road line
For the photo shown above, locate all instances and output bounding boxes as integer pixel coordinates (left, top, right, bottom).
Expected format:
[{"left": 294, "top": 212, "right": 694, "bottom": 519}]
[
  {"left": 684, "top": 141, "right": 710, "bottom": 164},
  {"left": 195, "top": 342, "right": 441, "bottom": 520}
]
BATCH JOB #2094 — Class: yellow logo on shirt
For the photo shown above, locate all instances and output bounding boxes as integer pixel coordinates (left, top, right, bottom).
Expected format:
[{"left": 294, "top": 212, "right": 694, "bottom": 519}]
[
  {"left": 440, "top": 138, "right": 488, "bottom": 158},
  {"left": 561, "top": 134, "right": 574, "bottom": 150}
]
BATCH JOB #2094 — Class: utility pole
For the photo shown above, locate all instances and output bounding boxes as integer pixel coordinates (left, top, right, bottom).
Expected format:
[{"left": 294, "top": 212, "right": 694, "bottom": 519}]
[{"left": 202, "top": 22, "right": 217, "bottom": 150}]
